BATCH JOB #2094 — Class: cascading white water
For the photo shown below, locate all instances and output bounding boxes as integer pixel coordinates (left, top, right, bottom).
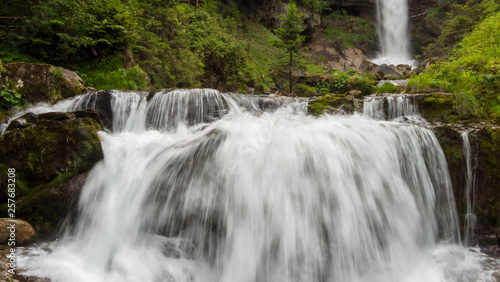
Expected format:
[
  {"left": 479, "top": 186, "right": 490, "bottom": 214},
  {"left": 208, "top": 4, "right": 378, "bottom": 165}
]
[
  {"left": 462, "top": 131, "right": 477, "bottom": 247},
  {"left": 373, "top": 0, "right": 412, "bottom": 65},
  {"left": 363, "top": 94, "right": 422, "bottom": 122},
  {"left": 15, "top": 90, "right": 498, "bottom": 282},
  {"left": 0, "top": 89, "right": 303, "bottom": 136}
]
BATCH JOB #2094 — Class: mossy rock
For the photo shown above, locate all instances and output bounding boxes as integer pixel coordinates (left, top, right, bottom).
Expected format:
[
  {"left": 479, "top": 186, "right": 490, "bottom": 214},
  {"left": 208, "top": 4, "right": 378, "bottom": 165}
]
[
  {"left": 420, "top": 94, "right": 461, "bottom": 122},
  {"left": 0, "top": 111, "right": 103, "bottom": 202},
  {"left": 1, "top": 63, "right": 85, "bottom": 105},
  {"left": 15, "top": 172, "right": 88, "bottom": 235},
  {"left": 308, "top": 94, "right": 360, "bottom": 116}
]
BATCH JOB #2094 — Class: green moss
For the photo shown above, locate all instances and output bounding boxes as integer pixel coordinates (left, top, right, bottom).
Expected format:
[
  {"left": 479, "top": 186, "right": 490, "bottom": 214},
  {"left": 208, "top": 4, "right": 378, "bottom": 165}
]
[
  {"left": 0, "top": 116, "right": 102, "bottom": 199},
  {"left": 420, "top": 94, "right": 465, "bottom": 123},
  {"left": 308, "top": 94, "right": 358, "bottom": 116}
]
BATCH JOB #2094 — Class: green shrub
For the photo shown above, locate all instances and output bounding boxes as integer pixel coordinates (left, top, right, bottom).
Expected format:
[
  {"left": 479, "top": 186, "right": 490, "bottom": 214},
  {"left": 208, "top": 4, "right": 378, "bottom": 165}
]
[
  {"left": 346, "top": 74, "right": 377, "bottom": 95},
  {"left": 50, "top": 67, "right": 64, "bottom": 80},
  {"left": 0, "top": 79, "right": 25, "bottom": 110},
  {"left": 376, "top": 82, "right": 399, "bottom": 94},
  {"left": 408, "top": 11, "right": 500, "bottom": 122},
  {"left": 295, "top": 83, "right": 318, "bottom": 97}
]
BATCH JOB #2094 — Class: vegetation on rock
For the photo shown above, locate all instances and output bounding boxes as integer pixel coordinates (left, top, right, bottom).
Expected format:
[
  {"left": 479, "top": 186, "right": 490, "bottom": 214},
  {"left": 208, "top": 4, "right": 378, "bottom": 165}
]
[{"left": 408, "top": 9, "right": 500, "bottom": 123}]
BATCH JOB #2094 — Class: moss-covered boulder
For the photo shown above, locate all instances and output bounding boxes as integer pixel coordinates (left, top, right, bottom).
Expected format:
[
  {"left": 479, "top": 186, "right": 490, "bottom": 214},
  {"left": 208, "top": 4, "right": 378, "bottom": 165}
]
[
  {"left": 16, "top": 172, "right": 89, "bottom": 234},
  {"left": 308, "top": 94, "right": 361, "bottom": 115},
  {"left": 0, "top": 63, "right": 85, "bottom": 104},
  {"left": 0, "top": 111, "right": 103, "bottom": 233},
  {"left": 420, "top": 94, "right": 463, "bottom": 122},
  {"left": 0, "top": 111, "right": 102, "bottom": 197}
]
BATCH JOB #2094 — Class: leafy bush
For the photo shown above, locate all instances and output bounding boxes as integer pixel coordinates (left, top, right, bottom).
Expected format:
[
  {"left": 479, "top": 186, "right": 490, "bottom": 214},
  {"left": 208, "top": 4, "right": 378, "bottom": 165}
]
[
  {"left": 0, "top": 79, "right": 25, "bottom": 109},
  {"left": 295, "top": 83, "right": 318, "bottom": 97},
  {"left": 422, "top": 0, "right": 499, "bottom": 58},
  {"left": 79, "top": 56, "right": 150, "bottom": 90},
  {"left": 376, "top": 82, "right": 399, "bottom": 94},
  {"left": 346, "top": 74, "right": 377, "bottom": 95},
  {"left": 408, "top": 11, "right": 500, "bottom": 121}
]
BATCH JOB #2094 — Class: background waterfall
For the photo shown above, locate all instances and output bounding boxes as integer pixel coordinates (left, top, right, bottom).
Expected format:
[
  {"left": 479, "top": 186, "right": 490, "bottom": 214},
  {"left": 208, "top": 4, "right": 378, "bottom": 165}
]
[
  {"left": 373, "top": 0, "right": 412, "bottom": 65},
  {"left": 11, "top": 89, "right": 498, "bottom": 281}
]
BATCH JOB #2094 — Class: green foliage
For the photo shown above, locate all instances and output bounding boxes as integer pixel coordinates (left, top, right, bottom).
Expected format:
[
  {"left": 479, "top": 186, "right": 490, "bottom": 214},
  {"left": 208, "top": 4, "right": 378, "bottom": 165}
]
[
  {"left": 345, "top": 74, "right": 377, "bottom": 95},
  {"left": 272, "top": 1, "right": 306, "bottom": 93},
  {"left": 295, "top": 83, "right": 318, "bottom": 97},
  {"left": 78, "top": 56, "right": 150, "bottom": 90},
  {"left": 330, "top": 70, "right": 350, "bottom": 93},
  {"left": 297, "top": 0, "right": 331, "bottom": 13},
  {"left": 272, "top": 2, "right": 305, "bottom": 54},
  {"left": 50, "top": 67, "right": 63, "bottom": 80},
  {"left": 376, "top": 82, "right": 399, "bottom": 94},
  {"left": 6, "top": 0, "right": 141, "bottom": 66},
  {"left": 0, "top": 79, "right": 25, "bottom": 109},
  {"left": 324, "top": 14, "right": 376, "bottom": 49},
  {"left": 315, "top": 81, "right": 330, "bottom": 95},
  {"left": 408, "top": 11, "right": 500, "bottom": 122},
  {"left": 423, "top": 0, "right": 499, "bottom": 58}
]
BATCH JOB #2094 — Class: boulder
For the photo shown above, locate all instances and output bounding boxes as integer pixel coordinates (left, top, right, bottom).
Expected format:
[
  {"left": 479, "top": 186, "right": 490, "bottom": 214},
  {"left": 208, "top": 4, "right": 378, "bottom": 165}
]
[
  {"left": 308, "top": 94, "right": 362, "bottom": 115},
  {"left": 0, "top": 111, "right": 103, "bottom": 206},
  {"left": 0, "top": 218, "right": 36, "bottom": 245},
  {"left": 0, "top": 63, "right": 85, "bottom": 105},
  {"left": 17, "top": 172, "right": 89, "bottom": 234},
  {"left": 374, "top": 64, "right": 402, "bottom": 79}
]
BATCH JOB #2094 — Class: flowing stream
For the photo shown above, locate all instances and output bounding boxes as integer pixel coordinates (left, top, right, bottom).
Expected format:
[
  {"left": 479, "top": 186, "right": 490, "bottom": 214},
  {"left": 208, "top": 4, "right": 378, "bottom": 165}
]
[
  {"left": 373, "top": 0, "right": 412, "bottom": 65},
  {"left": 11, "top": 89, "right": 499, "bottom": 281}
]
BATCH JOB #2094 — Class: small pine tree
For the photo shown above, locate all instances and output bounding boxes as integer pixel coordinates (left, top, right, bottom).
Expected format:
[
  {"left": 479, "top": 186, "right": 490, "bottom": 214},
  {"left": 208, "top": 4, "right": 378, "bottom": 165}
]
[{"left": 272, "top": 1, "right": 306, "bottom": 94}]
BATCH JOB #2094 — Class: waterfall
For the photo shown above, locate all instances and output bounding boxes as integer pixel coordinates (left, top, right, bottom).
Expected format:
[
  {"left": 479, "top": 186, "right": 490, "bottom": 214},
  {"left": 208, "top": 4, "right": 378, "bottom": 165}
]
[
  {"left": 16, "top": 89, "right": 497, "bottom": 282},
  {"left": 0, "top": 89, "right": 305, "bottom": 135},
  {"left": 363, "top": 94, "right": 422, "bottom": 122},
  {"left": 373, "top": 0, "right": 412, "bottom": 65},
  {"left": 462, "top": 131, "right": 477, "bottom": 247}
]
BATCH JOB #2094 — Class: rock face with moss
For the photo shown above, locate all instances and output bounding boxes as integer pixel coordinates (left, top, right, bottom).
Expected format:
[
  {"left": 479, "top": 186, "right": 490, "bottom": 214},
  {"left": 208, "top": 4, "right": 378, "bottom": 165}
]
[
  {"left": 0, "top": 111, "right": 103, "bottom": 233},
  {"left": 471, "top": 126, "right": 500, "bottom": 233},
  {"left": 308, "top": 94, "right": 362, "bottom": 115},
  {"left": 432, "top": 124, "right": 500, "bottom": 240},
  {"left": 0, "top": 63, "right": 86, "bottom": 104}
]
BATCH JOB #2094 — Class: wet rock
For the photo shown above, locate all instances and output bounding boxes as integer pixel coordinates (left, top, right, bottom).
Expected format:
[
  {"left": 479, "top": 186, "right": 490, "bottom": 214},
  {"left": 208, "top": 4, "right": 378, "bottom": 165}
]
[
  {"left": 345, "top": 90, "right": 363, "bottom": 97},
  {"left": 375, "top": 64, "right": 402, "bottom": 79},
  {"left": 37, "top": 112, "right": 75, "bottom": 121},
  {"left": 17, "top": 172, "right": 89, "bottom": 235},
  {"left": 0, "top": 218, "right": 36, "bottom": 245},
  {"left": 359, "top": 59, "right": 378, "bottom": 73},
  {"left": 308, "top": 94, "right": 361, "bottom": 115},
  {"left": 5, "top": 118, "right": 29, "bottom": 131}
]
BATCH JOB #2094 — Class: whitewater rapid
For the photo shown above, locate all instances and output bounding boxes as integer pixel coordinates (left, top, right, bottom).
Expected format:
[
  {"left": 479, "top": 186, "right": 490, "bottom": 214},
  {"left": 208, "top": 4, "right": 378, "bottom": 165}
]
[{"left": 8, "top": 89, "right": 498, "bottom": 282}]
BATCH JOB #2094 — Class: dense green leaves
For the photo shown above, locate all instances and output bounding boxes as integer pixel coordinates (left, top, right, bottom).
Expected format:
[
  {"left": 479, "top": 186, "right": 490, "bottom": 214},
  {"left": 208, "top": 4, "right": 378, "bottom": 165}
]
[
  {"left": 408, "top": 11, "right": 500, "bottom": 122},
  {"left": 272, "top": 1, "right": 306, "bottom": 94}
]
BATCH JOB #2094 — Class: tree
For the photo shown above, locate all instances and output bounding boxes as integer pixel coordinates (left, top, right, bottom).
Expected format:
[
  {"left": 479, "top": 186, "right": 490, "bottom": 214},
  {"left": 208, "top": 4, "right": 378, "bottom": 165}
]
[{"left": 272, "top": 1, "right": 305, "bottom": 94}]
